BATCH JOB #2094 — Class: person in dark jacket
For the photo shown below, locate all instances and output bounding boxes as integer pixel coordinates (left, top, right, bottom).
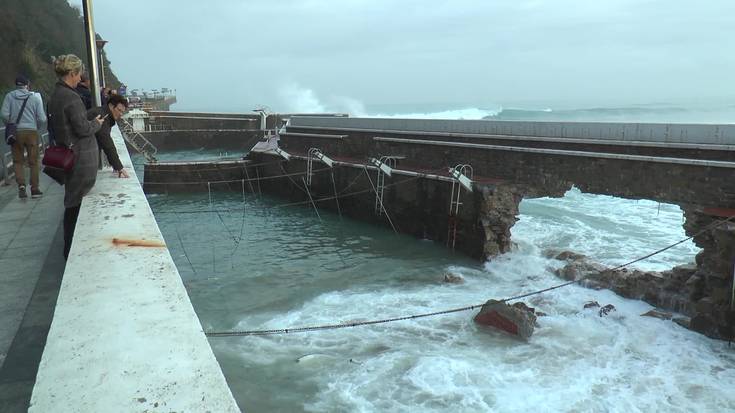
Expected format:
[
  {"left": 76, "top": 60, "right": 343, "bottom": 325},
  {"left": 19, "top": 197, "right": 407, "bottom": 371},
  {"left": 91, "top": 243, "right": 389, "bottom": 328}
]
[
  {"left": 75, "top": 72, "right": 93, "bottom": 110},
  {"left": 87, "top": 94, "right": 130, "bottom": 178},
  {"left": 47, "top": 54, "right": 105, "bottom": 259}
]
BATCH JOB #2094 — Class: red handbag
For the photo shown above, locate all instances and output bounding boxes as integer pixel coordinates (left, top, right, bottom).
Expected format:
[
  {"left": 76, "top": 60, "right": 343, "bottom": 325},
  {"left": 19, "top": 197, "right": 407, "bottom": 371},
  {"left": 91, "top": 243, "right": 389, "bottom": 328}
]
[{"left": 42, "top": 145, "right": 75, "bottom": 172}]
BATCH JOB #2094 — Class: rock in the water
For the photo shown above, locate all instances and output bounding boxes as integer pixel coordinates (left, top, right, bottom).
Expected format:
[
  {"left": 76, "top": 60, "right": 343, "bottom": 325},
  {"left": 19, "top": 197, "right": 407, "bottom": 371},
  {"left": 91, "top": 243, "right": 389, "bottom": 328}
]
[
  {"left": 295, "top": 353, "right": 334, "bottom": 364},
  {"left": 442, "top": 272, "right": 465, "bottom": 284},
  {"left": 474, "top": 299, "right": 537, "bottom": 340},
  {"left": 599, "top": 304, "right": 616, "bottom": 317},
  {"left": 673, "top": 316, "right": 691, "bottom": 329},
  {"left": 583, "top": 301, "right": 600, "bottom": 309},
  {"left": 511, "top": 302, "right": 536, "bottom": 313},
  {"left": 555, "top": 260, "right": 607, "bottom": 282},
  {"left": 641, "top": 309, "right": 673, "bottom": 320},
  {"left": 554, "top": 250, "right": 587, "bottom": 262}
]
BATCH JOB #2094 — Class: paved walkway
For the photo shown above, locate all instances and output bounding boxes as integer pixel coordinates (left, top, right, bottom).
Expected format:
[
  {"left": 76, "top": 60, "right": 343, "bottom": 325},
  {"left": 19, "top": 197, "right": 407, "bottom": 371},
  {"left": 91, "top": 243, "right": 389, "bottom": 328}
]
[{"left": 0, "top": 170, "right": 66, "bottom": 411}]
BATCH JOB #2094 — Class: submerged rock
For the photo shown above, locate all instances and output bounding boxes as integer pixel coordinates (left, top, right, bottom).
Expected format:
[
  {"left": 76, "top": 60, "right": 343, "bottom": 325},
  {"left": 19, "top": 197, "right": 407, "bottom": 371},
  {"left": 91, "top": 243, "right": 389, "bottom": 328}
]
[
  {"left": 442, "top": 272, "right": 465, "bottom": 284},
  {"left": 474, "top": 299, "right": 537, "bottom": 340},
  {"left": 598, "top": 304, "right": 616, "bottom": 317},
  {"left": 554, "top": 250, "right": 588, "bottom": 262},
  {"left": 295, "top": 353, "right": 334, "bottom": 364},
  {"left": 641, "top": 309, "right": 673, "bottom": 320},
  {"left": 549, "top": 252, "right": 722, "bottom": 336},
  {"left": 673, "top": 316, "right": 692, "bottom": 329}
]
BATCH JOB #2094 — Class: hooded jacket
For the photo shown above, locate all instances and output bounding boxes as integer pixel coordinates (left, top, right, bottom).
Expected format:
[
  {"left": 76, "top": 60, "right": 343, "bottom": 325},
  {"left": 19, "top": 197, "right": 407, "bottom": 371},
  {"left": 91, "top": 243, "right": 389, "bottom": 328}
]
[{"left": 1, "top": 87, "right": 46, "bottom": 131}]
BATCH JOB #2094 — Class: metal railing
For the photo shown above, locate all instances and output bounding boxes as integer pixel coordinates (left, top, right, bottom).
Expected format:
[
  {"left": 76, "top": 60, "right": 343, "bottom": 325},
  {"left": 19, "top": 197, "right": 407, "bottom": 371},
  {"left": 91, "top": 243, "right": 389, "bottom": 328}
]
[{"left": 118, "top": 118, "right": 158, "bottom": 163}]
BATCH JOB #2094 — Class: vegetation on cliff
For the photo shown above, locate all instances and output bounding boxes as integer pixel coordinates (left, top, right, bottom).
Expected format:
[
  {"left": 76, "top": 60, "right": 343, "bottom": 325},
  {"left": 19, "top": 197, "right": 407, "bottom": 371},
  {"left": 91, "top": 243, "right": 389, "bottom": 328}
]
[{"left": 0, "top": 0, "right": 121, "bottom": 100}]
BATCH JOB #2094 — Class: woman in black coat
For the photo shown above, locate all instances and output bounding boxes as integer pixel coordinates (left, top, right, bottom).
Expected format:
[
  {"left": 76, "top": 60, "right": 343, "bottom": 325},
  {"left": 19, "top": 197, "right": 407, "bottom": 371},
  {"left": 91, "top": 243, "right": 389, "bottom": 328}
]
[{"left": 47, "top": 54, "right": 105, "bottom": 259}]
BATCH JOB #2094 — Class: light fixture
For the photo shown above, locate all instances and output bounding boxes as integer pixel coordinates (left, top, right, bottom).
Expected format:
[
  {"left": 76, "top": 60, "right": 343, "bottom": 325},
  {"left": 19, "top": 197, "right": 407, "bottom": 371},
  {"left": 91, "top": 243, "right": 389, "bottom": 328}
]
[
  {"left": 275, "top": 147, "right": 291, "bottom": 161},
  {"left": 369, "top": 157, "right": 392, "bottom": 177},
  {"left": 313, "top": 150, "right": 334, "bottom": 167},
  {"left": 449, "top": 167, "right": 473, "bottom": 192}
]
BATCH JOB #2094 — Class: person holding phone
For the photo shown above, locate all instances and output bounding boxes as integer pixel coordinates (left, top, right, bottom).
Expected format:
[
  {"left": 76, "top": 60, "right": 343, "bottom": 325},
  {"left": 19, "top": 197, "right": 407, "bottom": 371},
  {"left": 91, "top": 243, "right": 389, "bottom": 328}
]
[
  {"left": 87, "top": 94, "right": 130, "bottom": 178},
  {"left": 47, "top": 54, "right": 106, "bottom": 259}
]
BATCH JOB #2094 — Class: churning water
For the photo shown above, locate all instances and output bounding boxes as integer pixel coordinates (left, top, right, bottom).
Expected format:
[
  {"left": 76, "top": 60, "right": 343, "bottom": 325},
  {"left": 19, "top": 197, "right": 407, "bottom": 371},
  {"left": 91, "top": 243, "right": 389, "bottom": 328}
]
[{"left": 143, "top": 175, "right": 735, "bottom": 412}]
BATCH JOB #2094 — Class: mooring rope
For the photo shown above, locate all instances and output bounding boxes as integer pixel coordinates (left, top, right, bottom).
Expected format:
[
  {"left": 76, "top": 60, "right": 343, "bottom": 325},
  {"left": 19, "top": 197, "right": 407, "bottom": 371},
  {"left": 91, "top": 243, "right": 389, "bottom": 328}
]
[
  {"left": 205, "top": 214, "right": 735, "bottom": 337},
  {"left": 362, "top": 165, "right": 399, "bottom": 234},
  {"left": 330, "top": 169, "right": 342, "bottom": 218},
  {"left": 142, "top": 159, "right": 287, "bottom": 173},
  {"left": 302, "top": 176, "right": 322, "bottom": 222},
  {"left": 143, "top": 166, "right": 331, "bottom": 186},
  {"left": 173, "top": 218, "right": 198, "bottom": 276}
]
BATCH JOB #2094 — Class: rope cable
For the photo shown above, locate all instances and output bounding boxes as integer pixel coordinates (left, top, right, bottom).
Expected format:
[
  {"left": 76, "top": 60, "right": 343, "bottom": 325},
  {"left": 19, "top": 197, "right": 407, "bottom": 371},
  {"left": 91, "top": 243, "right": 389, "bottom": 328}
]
[
  {"left": 152, "top": 167, "right": 436, "bottom": 215},
  {"left": 173, "top": 214, "right": 198, "bottom": 276},
  {"left": 362, "top": 166, "right": 399, "bottom": 234}
]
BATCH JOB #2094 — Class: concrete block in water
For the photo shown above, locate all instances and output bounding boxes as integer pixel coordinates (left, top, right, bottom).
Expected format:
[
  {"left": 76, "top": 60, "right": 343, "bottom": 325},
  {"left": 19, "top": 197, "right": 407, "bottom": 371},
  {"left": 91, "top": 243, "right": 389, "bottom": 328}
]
[{"left": 473, "top": 299, "right": 537, "bottom": 340}]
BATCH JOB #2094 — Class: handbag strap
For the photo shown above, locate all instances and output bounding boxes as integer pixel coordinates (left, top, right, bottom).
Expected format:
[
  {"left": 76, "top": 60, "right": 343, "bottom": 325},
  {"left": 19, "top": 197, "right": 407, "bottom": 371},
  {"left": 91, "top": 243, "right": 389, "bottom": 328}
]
[
  {"left": 45, "top": 101, "right": 69, "bottom": 148},
  {"left": 12, "top": 96, "right": 31, "bottom": 124}
]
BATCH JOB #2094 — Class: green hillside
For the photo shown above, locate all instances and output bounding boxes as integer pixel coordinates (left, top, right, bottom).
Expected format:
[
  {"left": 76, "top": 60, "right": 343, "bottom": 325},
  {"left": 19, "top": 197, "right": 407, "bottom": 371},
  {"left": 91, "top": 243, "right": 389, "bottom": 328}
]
[{"left": 0, "top": 0, "right": 121, "bottom": 100}]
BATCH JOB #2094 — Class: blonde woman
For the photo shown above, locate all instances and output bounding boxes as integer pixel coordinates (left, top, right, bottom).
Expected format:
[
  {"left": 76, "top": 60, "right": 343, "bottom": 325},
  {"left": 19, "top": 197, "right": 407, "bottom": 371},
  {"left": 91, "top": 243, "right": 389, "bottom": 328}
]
[{"left": 47, "top": 54, "right": 105, "bottom": 259}]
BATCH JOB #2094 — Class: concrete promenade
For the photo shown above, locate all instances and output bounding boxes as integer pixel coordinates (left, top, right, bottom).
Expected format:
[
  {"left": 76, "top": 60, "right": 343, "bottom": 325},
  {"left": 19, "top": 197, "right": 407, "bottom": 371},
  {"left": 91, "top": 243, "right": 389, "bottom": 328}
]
[{"left": 0, "top": 167, "right": 66, "bottom": 411}]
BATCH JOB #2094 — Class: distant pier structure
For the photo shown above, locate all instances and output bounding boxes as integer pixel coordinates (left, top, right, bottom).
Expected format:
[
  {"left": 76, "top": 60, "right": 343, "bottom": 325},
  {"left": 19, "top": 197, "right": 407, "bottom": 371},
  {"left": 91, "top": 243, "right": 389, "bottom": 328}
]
[
  {"left": 127, "top": 87, "right": 177, "bottom": 111},
  {"left": 136, "top": 115, "right": 735, "bottom": 340}
]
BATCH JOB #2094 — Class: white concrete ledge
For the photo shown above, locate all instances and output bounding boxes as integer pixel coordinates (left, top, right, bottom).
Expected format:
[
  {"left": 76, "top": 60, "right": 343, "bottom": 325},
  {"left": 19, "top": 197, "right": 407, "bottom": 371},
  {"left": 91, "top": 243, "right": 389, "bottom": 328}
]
[
  {"left": 280, "top": 132, "right": 347, "bottom": 140},
  {"left": 150, "top": 115, "right": 257, "bottom": 121},
  {"left": 374, "top": 136, "right": 735, "bottom": 169},
  {"left": 290, "top": 116, "right": 735, "bottom": 145},
  {"left": 30, "top": 127, "right": 240, "bottom": 412},
  {"left": 293, "top": 124, "right": 735, "bottom": 151}
]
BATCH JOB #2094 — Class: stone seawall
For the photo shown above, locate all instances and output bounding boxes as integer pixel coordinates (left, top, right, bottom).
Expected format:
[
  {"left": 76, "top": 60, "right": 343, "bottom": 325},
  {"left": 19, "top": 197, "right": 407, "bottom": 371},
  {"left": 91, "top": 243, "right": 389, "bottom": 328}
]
[
  {"left": 145, "top": 153, "right": 512, "bottom": 260},
  {"left": 137, "top": 130, "right": 260, "bottom": 151}
]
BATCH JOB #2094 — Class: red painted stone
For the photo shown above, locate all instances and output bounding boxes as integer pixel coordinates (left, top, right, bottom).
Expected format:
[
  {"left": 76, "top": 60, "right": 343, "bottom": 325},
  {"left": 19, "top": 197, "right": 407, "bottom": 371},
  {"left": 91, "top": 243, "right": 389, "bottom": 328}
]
[{"left": 474, "top": 310, "right": 520, "bottom": 336}]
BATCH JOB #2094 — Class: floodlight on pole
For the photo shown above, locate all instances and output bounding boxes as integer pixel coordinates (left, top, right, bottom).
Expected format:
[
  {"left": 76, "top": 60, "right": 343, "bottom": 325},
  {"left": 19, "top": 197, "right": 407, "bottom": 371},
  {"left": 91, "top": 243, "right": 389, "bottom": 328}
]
[
  {"left": 449, "top": 165, "right": 473, "bottom": 192},
  {"left": 313, "top": 150, "right": 334, "bottom": 167},
  {"left": 369, "top": 157, "right": 393, "bottom": 177},
  {"left": 274, "top": 147, "right": 291, "bottom": 161}
]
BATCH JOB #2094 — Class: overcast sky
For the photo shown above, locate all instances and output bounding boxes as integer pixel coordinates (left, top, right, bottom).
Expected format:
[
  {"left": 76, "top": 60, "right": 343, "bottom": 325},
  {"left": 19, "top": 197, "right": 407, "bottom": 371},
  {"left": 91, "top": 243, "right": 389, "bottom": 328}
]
[{"left": 68, "top": 0, "right": 735, "bottom": 113}]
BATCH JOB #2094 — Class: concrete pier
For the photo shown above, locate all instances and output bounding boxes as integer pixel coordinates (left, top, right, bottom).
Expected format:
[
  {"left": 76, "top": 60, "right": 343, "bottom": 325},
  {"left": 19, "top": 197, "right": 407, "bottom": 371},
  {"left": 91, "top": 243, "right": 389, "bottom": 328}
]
[{"left": 29, "top": 128, "right": 239, "bottom": 412}]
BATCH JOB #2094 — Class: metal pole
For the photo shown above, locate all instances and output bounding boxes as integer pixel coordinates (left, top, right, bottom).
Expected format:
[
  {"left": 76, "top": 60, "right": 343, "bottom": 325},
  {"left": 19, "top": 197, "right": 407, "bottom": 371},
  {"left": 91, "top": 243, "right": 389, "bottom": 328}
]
[
  {"left": 82, "top": 0, "right": 102, "bottom": 107},
  {"left": 99, "top": 50, "right": 106, "bottom": 89}
]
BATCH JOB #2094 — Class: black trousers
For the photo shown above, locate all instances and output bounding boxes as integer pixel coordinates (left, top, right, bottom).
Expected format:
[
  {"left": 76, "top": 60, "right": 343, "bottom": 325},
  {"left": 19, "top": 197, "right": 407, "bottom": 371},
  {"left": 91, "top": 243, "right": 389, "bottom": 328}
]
[{"left": 63, "top": 205, "right": 81, "bottom": 260}]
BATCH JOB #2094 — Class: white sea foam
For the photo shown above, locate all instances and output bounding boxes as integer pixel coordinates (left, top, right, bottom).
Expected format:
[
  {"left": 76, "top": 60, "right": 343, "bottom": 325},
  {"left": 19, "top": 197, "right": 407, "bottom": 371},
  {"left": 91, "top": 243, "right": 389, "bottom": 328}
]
[
  {"left": 517, "top": 187, "right": 700, "bottom": 271},
  {"left": 274, "top": 84, "right": 499, "bottom": 119},
  {"left": 366, "top": 107, "right": 500, "bottom": 120},
  {"left": 231, "top": 260, "right": 734, "bottom": 412},
  {"left": 216, "top": 188, "right": 734, "bottom": 412}
]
